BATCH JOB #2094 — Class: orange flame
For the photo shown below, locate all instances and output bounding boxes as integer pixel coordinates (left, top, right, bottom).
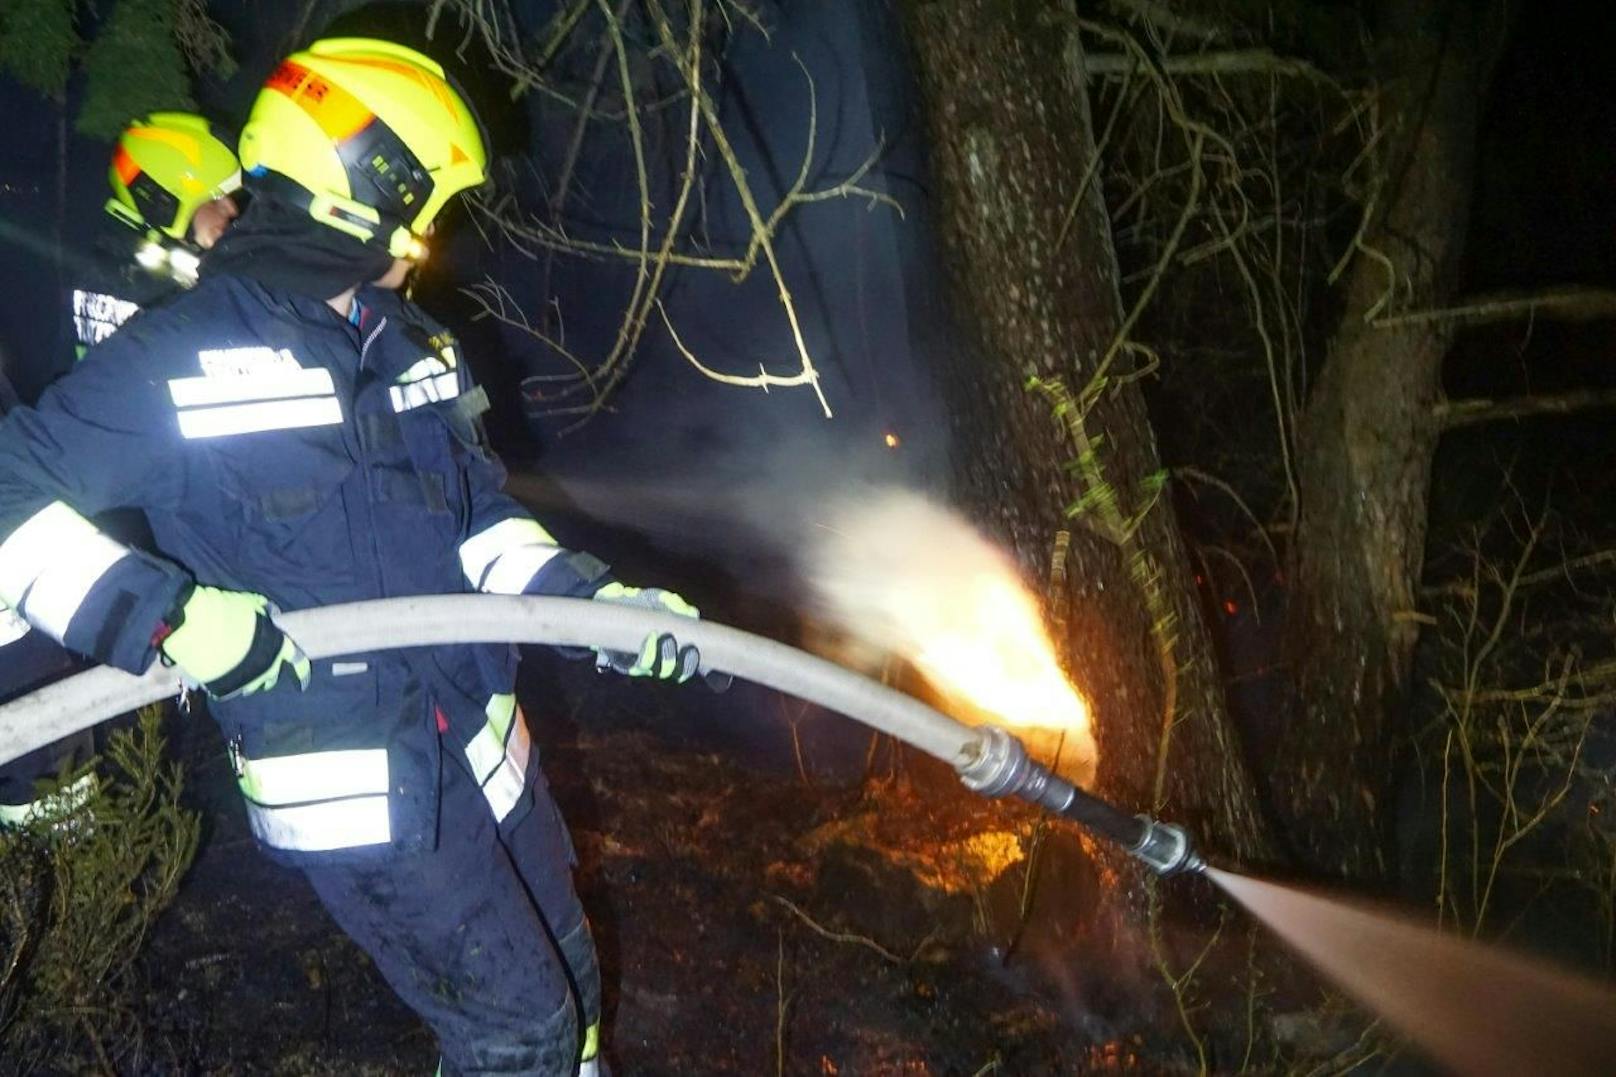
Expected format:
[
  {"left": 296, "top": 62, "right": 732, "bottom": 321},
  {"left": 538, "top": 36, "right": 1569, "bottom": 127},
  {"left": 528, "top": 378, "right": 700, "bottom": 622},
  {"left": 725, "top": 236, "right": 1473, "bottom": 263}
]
[{"left": 805, "top": 489, "right": 1097, "bottom": 783}]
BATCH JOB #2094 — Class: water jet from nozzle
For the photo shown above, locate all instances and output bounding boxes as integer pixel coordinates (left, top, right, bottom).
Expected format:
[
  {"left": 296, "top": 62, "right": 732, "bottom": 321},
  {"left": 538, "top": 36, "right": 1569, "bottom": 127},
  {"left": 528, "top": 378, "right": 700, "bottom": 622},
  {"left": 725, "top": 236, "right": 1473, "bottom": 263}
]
[{"left": 1208, "top": 867, "right": 1616, "bottom": 1076}]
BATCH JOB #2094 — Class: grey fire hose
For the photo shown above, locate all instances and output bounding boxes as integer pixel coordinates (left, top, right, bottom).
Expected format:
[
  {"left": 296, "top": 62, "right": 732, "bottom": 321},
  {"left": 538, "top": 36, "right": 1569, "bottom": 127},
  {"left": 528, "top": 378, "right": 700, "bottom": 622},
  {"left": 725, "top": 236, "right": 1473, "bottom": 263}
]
[{"left": 0, "top": 595, "right": 1203, "bottom": 876}]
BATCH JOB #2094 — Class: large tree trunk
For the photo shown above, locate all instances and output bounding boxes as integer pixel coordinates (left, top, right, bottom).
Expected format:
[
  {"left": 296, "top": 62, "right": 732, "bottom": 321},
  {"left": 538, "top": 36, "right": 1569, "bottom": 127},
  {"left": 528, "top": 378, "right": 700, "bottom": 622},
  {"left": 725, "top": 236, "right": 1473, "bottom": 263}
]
[
  {"left": 898, "top": 0, "right": 1271, "bottom": 878},
  {"left": 1275, "top": 0, "right": 1507, "bottom": 880}
]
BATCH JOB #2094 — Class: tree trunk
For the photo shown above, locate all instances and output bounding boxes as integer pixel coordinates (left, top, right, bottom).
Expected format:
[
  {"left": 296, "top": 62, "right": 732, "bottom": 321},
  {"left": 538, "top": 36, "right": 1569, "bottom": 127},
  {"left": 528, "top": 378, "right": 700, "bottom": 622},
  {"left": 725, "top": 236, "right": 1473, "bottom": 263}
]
[
  {"left": 898, "top": 0, "right": 1271, "bottom": 876},
  {"left": 1275, "top": 0, "right": 1507, "bottom": 880}
]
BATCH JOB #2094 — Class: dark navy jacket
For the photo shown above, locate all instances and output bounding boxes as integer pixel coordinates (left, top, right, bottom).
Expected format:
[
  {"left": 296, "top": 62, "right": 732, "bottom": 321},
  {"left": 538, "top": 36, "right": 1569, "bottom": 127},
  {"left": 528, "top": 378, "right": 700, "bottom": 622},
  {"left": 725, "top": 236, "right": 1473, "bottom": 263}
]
[{"left": 0, "top": 274, "right": 602, "bottom": 862}]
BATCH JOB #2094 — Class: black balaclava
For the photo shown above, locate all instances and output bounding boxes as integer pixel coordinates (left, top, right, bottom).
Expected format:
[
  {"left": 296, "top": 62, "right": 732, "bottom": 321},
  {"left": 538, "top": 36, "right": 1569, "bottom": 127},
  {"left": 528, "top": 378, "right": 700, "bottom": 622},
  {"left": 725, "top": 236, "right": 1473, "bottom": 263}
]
[{"left": 202, "top": 182, "right": 395, "bottom": 301}]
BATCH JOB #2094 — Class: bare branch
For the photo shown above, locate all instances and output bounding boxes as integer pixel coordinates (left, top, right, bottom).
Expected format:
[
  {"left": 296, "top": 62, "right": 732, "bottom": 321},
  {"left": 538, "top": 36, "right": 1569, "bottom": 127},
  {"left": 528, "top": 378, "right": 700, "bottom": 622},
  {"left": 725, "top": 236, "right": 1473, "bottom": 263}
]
[
  {"left": 461, "top": 280, "right": 595, "bottom": 389},
  {"left": 645, "top": 1, "right": 832, "bottom": 417},
  {"left": 1085, "top": 49, "right": 1333, "bottom": 82},
  {"left": 1173, "top": 466, "right": 1280, "bottom": 566},
  {"left": 1375, "top": 286, "right": 1616, "bottom": 329},
  {"left": 1436, "top": 389, "right": 1616, "bottom": 430},
  {"left": 1101, "top": 0, "right": 1228, "bottom": 43},
  {"left": 1424, "top": 549, "right": 1616, "bottom": 598},
  {"left": 658, "top": 302, "right": 820, "bottom": 394}
]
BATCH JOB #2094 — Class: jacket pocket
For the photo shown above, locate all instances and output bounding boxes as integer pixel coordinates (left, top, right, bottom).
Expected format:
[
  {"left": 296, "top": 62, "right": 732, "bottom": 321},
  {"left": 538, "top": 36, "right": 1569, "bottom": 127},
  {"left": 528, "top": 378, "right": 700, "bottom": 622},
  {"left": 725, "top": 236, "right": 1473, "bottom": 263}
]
[
  {"left": 213, "top": 658, "right": 383, "bottom": 759},
  {"left": 208, "top": 428, "right": 361, "bottom": 593}
]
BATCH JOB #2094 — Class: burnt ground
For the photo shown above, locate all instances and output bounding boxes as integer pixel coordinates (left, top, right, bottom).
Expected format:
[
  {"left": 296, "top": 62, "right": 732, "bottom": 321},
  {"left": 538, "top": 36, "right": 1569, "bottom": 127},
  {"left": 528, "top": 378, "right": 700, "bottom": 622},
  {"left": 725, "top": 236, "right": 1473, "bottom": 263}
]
[{"left": 12, "top": 665, "right": 1289, "bottom": 1076}]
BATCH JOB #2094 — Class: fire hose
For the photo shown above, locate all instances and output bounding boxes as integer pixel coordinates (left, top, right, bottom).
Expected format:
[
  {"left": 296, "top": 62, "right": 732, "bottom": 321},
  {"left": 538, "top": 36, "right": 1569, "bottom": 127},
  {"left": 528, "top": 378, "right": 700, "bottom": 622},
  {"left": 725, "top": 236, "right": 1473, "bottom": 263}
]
[{"left": 0, "top": 595, "right": 1204, "bottom": 876}]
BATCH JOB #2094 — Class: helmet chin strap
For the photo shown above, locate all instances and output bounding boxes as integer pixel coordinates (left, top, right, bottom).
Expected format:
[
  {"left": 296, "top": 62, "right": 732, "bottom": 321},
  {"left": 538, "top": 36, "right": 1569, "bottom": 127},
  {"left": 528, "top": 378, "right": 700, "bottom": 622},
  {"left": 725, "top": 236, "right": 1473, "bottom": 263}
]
[{"left": 248, "top": 169, "right": 425, "bottom": 262}]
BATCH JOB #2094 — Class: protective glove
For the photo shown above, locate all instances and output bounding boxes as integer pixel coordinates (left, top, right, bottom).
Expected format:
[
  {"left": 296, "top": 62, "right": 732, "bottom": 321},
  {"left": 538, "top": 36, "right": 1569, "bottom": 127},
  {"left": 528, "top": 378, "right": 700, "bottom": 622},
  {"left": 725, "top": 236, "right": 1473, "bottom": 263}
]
[
  {"left": 590, "top": 582, "right": 702, "bottom": 683},
  {"left": 159, "top": 584, "right": 311, "bottom": 700}
]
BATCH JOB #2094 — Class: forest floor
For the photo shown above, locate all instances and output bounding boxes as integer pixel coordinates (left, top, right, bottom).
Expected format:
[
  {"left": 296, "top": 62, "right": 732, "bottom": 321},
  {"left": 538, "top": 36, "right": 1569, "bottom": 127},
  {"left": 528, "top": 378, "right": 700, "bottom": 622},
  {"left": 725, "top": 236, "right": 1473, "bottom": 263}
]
[{"left": 11, "top": 667, "right": 1292, "bottom": 1075}]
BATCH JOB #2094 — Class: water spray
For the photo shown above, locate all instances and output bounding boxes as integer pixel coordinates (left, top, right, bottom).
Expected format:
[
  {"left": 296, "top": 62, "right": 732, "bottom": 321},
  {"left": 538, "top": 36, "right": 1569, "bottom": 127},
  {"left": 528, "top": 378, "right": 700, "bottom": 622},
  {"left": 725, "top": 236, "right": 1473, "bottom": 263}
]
[{"left": 0, "top": 595, "right": 1203, "bottom": 877}]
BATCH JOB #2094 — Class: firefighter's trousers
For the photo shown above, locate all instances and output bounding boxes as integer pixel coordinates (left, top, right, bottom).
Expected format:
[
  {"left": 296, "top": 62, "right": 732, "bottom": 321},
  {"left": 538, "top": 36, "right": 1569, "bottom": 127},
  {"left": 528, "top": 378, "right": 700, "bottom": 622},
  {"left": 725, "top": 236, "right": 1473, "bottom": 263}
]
[{"left": 303, "top": 746, "right": 600, "bottom": 1076}]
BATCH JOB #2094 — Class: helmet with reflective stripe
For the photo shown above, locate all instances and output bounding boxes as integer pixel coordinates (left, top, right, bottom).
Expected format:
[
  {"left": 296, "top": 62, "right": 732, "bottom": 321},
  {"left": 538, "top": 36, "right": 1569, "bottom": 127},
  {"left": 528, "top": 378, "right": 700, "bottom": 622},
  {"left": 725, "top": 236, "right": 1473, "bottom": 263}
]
[
  {"left": 104, "top": 112, "right": 242, "bottom": 241},
  {"left": 239, "top": 37, "right": 487, "bottom": 260}
]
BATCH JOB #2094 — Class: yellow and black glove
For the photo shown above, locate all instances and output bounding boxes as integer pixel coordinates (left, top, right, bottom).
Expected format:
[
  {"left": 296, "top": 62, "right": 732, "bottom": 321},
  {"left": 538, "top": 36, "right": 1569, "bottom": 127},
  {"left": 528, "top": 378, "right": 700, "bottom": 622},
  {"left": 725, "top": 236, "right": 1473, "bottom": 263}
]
[
  {"left": 589, "top": 583, "right": 702, "bottom": 683},
  {"left": 159, "top": 584, "right": 311, "bottom": 700}
]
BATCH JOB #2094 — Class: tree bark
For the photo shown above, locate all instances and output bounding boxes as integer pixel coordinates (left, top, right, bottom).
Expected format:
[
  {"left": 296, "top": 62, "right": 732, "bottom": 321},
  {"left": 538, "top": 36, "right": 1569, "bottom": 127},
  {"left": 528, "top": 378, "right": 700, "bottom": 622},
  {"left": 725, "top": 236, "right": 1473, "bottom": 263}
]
[
  {"left": 1275, "top": 0, "right": 1507, "bottom": 880},
  {"left": 898, "top": 0, "right": 1272, "bottom": 877}
]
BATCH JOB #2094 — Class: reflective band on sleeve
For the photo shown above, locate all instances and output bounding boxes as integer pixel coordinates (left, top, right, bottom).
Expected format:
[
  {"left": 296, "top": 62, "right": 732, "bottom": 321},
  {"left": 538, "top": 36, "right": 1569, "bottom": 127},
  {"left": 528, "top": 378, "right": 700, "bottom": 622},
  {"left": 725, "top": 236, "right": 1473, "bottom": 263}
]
[
  {"left": 481, "top": 544, "right": 563, "bottom": 596},
  {"left": 177, "top": 397, "right": 343, "bottom": 439},
  {"left": 236, "top": 747, "right": 392, "bottom": 852},
  {"left": 0, "top": 501, "right": 130, "bottom": 638},
  {"left": 458, "top": 517, "right": 561, "bottom": 592},
  {"left": 245, "top": 797, "right": 392, "bottom": 852},
  {"left": 389, "top": 370, "right": 461, "bottom": 413},
  {"left": 462, "top": 693, "right": 530, "bottom": 822},
  {"left": 168, "top": 367, "right": 335, "bottom": 407}
]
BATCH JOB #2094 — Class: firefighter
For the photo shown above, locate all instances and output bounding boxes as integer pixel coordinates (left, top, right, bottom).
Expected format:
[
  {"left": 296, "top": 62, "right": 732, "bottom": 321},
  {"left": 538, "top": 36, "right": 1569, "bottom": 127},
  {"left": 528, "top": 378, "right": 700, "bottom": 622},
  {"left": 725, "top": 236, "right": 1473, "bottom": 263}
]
[
  {"left": 0, "top": 38, "right": 696, "bottom": 1074},
  {"left": 0, "top": 114, "right": 242, "bottom": 828},
  {"left": 72, "top": 111, "right": 242, "bottom": 354}
]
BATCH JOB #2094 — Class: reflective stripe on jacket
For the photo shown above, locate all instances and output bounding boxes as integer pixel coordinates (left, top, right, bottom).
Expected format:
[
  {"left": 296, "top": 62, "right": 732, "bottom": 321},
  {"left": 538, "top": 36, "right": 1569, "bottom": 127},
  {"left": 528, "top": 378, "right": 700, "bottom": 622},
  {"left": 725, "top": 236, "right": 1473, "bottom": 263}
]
[{"left": 0, "top": 275, "right": 609, "bottom": 863}]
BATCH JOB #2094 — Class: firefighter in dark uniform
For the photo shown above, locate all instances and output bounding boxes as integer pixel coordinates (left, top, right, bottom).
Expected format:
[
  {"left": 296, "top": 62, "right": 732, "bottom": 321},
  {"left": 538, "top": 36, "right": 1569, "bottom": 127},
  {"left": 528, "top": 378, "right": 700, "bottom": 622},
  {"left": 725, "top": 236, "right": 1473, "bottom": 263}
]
[
  {"left": 72, "top": 111, "right": 242, "bottom": 357},
  {"left": 0, "top": 39, "right": 695, "bottom": 1074},
  {"left": 0, "top": 112, "right": 241, "bottom": 826}
]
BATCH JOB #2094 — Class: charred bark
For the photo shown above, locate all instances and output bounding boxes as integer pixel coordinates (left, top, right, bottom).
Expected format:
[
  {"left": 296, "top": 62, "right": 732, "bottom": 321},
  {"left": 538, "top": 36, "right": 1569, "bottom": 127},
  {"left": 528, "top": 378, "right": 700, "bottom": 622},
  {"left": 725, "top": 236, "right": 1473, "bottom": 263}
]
[
  {"left": 1275, "top": 0, "right": 1509, "bottom": 880},
  {"left": 898, "top": 0, "right": 1271, "bottom": 879}
]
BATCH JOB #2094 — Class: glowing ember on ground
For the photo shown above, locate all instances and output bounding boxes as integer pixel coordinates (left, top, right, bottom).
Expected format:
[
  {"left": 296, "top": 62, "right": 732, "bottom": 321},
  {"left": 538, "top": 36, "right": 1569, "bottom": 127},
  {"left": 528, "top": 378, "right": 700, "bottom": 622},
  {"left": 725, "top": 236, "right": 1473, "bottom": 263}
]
[
  {"left": 801, "top": 814, "right": 1028, "bottom": 894},
  {"left": 804, "top": 488, "right": 1097, "bottom": 783}
]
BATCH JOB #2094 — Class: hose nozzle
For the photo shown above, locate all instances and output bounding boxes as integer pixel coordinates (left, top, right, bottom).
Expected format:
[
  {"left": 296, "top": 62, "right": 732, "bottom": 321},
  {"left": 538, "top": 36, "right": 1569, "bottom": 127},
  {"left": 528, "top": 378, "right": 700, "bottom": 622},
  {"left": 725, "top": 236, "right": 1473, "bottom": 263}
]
[
  {"left": 958, "top": 726, "right": 1206, "bottom": 877},
  {"left": 1126, "top": 817, "right": 1206, "bottom": 876}
]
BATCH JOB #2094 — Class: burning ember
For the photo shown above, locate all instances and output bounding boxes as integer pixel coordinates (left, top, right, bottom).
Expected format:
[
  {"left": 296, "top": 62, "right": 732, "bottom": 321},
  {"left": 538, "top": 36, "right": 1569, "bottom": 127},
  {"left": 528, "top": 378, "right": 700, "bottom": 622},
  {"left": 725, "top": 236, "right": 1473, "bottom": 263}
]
[{"left": 803, "top": 488, "right": 1097, "bottom": 784}]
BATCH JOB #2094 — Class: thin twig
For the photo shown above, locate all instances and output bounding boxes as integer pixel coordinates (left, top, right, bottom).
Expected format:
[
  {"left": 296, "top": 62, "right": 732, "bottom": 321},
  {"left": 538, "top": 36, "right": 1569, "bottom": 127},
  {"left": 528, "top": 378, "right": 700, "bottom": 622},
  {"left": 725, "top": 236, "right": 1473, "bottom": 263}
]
[
  {"left": 769, "top": 895, "right": 915, "bottom": 964},
  {"left": 774, "top": 930, "right": 787, "bottom": 1077}
]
